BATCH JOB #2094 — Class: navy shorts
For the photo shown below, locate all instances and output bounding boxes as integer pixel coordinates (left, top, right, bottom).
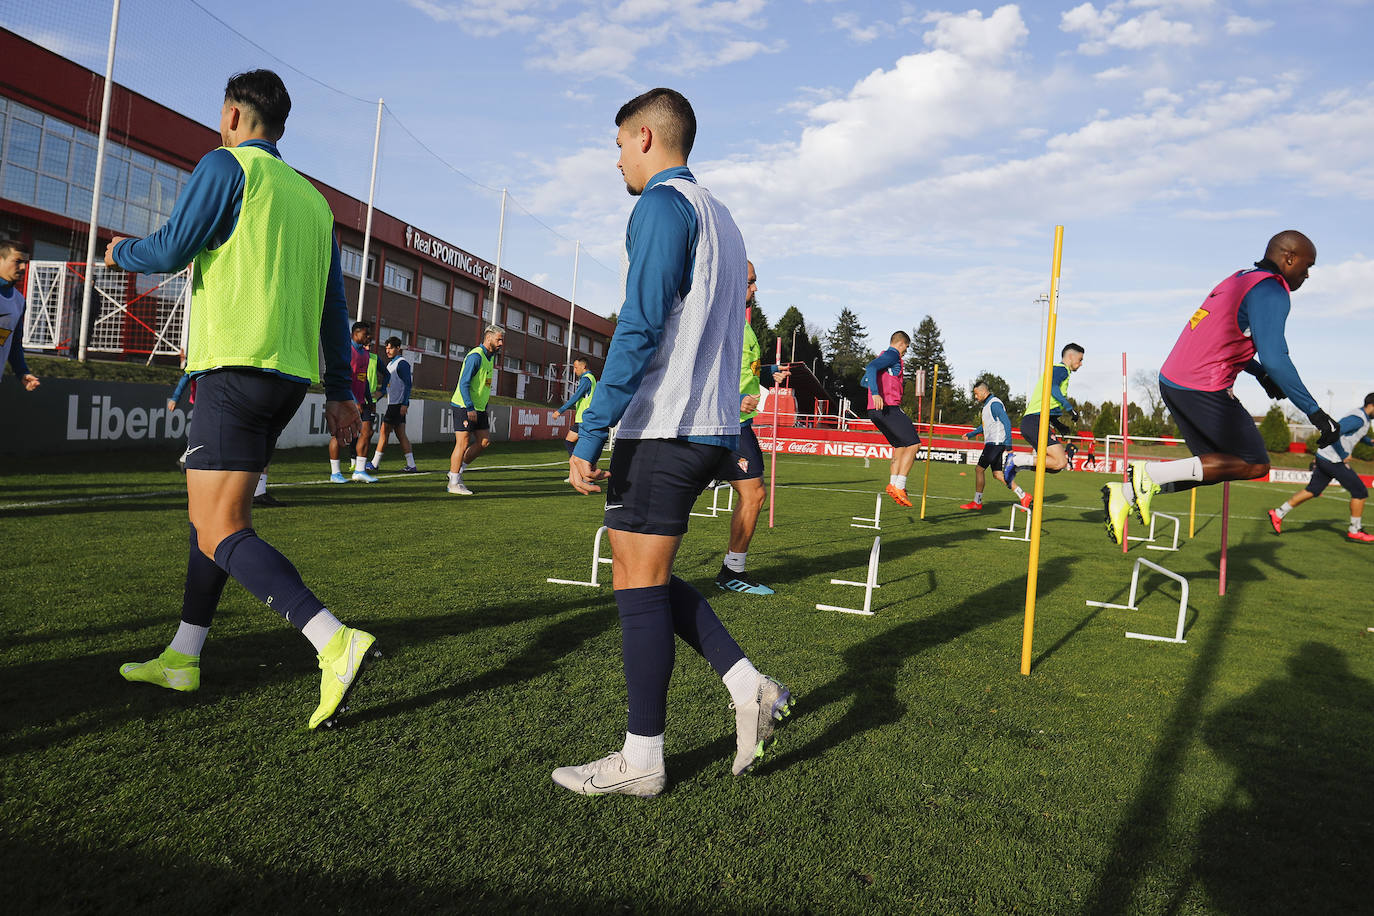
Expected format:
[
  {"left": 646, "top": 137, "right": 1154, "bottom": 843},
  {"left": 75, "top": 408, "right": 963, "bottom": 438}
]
[
  {"left": 568, "top": 421, "right": 581, "bottom": 437},
  {"left": 1019, "top": 414, "right": 1063, "bottom": 449},
  {"left": 977, "top": 443, "right": 1008, "bottom": 469},
  {"left": 1305, "top": 455, "right": 1368, "bottom": 499},
  {"left": 1160, "top": 385, "right": 1268, "bottom": 465},
  {"left": 719, "top": 424, "right": 764, "bottom": 481},
  {"left": 184, "top": 369, "right": 306, "bottom": 472},
  {"left": 383, "top": 404, "right": 406, "bottom": 426},
  {"left": 451, "top": 406, "right": 490, "bottom": 432},
  {"left": 604, "top": 438, "right": 727, "bottom": 537},
  {"left": 867, "top": 407, "right": 921, "bottom": 448},
  {"left": 359, "top": 406, "right": 377, "bottom": 426}
]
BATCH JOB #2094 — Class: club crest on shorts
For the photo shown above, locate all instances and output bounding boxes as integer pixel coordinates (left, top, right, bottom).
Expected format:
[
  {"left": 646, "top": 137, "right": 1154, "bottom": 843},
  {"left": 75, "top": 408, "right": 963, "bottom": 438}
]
[{"left": 738, "top": 457, "right": 749, "bottom": 472}]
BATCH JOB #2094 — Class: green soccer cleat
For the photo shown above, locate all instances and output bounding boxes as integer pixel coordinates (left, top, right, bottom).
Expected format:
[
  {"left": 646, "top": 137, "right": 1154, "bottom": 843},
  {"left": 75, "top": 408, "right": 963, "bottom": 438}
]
[
  {"left": 1130, "top": 462, "right": 1157, "bottom": 526},
  {"left": 1102, "top": 482, "right": 1131, "bottom": 545},
  {"left": 119, "top": 647, "right": 200, "bottom": 692},
  {"left": 309, "top": 626, "right": 380, "bottom": 730}
]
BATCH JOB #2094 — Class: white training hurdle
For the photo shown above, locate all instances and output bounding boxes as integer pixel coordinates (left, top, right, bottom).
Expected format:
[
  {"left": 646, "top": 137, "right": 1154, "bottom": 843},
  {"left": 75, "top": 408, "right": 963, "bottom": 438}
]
[
  {"left": 546, "top": 525, "right": 613, "bottom": 587},
  {"left": 690, "top": 482, "right": 736, "bottom": 519},
  {"left": 987, "top": 503, "right": 1031, "bottom": 542},
  {"left": 1086, "top": 556, "right": 1190, "bottom": 644},
  {"left": 851, "top": 494, "right": 882, "bottom": 530},
  {"left": 816, "top": 536, "right": 882, "bottom": 616},
  {"left": 1126, "top": 512, "right": 1180, "bottom": 552}
]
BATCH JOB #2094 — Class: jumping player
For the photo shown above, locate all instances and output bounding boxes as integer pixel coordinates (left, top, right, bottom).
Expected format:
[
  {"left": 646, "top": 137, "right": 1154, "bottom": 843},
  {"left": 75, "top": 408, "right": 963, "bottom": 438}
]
[
  {"left": 962, "top": 379, "right": 1030, "bottom": 510},
  {"left": 447, "top": 325, "right": 503, "bottom": 495},
  {"left": 1104, "top": 230, "right": 1341, "bottom": 543},
  {"left": 107, "top": 69, "right": 377, "bottom": 729},
  {"left": 1269, "top": 394, "right": 1374, "bottom": 542},
  {"left": 1003, "top": 343, "right": 1084, "bottom": 492},
  {"left": 554, "top": 88, "right": 791, "bottom": 797},
  {"left": 715, "top": 259, "right": 789, "bottom": 595},
  {"left": 554, "top": 356, "right": 597, "bottom": 458},
  {"left": 861, "top": 331, "right": 921, "bottom": 507}
]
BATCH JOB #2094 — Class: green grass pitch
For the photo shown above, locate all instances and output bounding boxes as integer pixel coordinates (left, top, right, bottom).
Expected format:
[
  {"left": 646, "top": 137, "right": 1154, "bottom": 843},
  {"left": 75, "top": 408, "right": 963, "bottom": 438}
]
[{"left": 2, "top": 442, "right": 1371, "bottom": 914}]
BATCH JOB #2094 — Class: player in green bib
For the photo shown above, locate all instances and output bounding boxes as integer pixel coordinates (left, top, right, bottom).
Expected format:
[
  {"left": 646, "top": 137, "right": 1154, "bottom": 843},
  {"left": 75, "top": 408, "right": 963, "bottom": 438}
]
[
  {"left": 106, "top": 70, "right": 378, "bottom": 730},
  {"left": 447, "top": 324, "right": 504, "bottom": 495},
  {"left": 555, "top": 356, "right": 598, "bottom": 461}
]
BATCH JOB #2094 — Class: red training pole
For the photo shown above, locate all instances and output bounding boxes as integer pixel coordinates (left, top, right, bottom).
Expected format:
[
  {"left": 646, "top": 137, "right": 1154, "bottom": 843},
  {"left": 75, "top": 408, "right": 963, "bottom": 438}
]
[
  {"left": 1121, "top": 351, "right": 1129, "bottom": 553},
  {"left": 768, "top": 337, "right": 782, "bottom": 528},
  {"left": 1219, "top": 482, "right": 1230, "bottom": 595}
]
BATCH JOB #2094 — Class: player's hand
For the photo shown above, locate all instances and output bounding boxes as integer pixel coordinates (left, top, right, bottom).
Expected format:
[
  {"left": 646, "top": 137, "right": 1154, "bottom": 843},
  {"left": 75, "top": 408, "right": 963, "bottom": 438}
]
[
  {"left": 872, "top": 394, "right": 884, "bottom": 408},
  {"left": 1256, "top": 371, "right": 1286, "bottom": 400},
  {"left": 467, "top": 410, "right": 477, "bottom": 423},
  {"left": 22, "top": 374, "right": 39, "bottom": 392},
  {"left": 964, "top": 431, "right": 975, "bottom": 440},
  {"left": 166, "top": 399, "right": 177, "bottom": 411},
  {"left": 740, "top": 394, "right": 760, "bottom": 414},
  {"left": 325, "top": 399, "right": 362, "bottom": 444},
  {"left": 569, "top": 455, "right": 608, "bottom": 495},
  {"left": 103, "top": 237, "right": 131, "bottom": 267},
  {"left": 774, "top": 367, "right": 791, "bottom": 382},
  {"left": 1309, "top": 409, "right": 1340, "bottom": 448},
  {"left": 399, "top": 404, "right": 407, "bottom": 416},
  {"left": 553, "top": 410, "right": 562, "bottom": 418}
]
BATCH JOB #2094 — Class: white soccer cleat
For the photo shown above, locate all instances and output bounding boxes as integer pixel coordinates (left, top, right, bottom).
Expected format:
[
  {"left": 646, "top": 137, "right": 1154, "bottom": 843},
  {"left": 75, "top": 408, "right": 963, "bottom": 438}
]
[
  {"left": 446, "top": 482, "right": 473, "bottom": 495},
  {"left": 551, "top": 751, "right": 666, "bottom": 797},
  {"left": 732, "top": 675, "right": 793, "bottom": 775}
]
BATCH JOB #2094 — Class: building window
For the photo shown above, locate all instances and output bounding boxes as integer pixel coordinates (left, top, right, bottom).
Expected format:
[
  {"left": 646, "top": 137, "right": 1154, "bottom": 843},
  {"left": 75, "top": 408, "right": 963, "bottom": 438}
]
[
  {"left": 453, "top": 287, "right": 477, "bottom": 314},
  {"left": 421, "top": 274, "right": 448, "bottom": 305},
  {"left": 547, "top": 324, "right": 562, "bottom": 344},
  {"left": 528, "top": 315, "right": 544, "bottom": 337},
  {"left": 502, "top": 355, "right": 520, "bottom": 371},
  {"left": 380, "top": 326, "right": 408, "bottom": 345},
  {"left": 383, "top": 262, "right": 415, "bottom": 294},
  {"left": 340, "top": 245, "right": 376, "bottom": 281},
  {"left": 578, "top": 333, "right": 591, "bottom": 352},
  {"left": 592, "top": 340, "right": 605, "bottom": 357},
  {"left": 506, "top": 307, "right": 524, "bottom": 332},
  {"left": 420, "top": 335, "right": 444, "bottom": 355},
  {"left": 449, "top": 342, "right": 467, "bottom": 360},
  {"left": 526, "top": 361, "right": 542, "bottom": 376}
]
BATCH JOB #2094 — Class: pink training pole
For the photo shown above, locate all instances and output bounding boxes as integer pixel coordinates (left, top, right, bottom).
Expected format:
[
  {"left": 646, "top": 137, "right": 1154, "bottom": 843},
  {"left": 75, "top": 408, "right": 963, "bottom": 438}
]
[
  {"left": 1121, "top": 352, "right": 1129, "bottom": 553},
  {"left": 1219, "top": 481, "right": 1230, "bottom": 595},
  {"left": 768, "top": 337, "right": 782, "bottom": 528}
]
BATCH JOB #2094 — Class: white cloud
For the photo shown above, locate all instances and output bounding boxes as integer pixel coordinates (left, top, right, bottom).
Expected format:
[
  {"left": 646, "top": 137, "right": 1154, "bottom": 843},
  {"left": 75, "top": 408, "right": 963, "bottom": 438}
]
[
  {"left": 1224, "top": 15, "right": 1272, "bottom": 36},
  {"left": 832, "top": 13, "right": 893, "bottom": 43},
  {"left": 921, "top": 5, "right": 1029, "bottom": 61},
  {"left": 1061, "top": 2, "right": 1202, "bottom": 54},
  {"left": 1094, "top": 65, "right": 1133, "bottom": 81}
]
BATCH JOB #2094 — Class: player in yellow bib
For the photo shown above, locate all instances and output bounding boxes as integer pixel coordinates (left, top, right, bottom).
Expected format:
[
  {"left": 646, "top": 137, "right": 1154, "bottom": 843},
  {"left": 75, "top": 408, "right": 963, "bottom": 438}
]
[
  {"left": 106, "top": 70, "right": 378, "bottom": 730},
  {"left": 554, "top": 356, "right": 597, "bottom": 472},
  {"left": 447, "top": 324, "right": 504, "bottom": 495}
]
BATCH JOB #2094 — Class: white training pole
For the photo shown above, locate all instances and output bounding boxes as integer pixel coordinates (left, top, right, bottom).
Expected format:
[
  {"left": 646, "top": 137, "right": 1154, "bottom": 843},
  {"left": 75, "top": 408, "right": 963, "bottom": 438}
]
[
  {"left": 851, "top": 493, "right": 882, "bottom": 529},
  {"left": 355, "top": 97, "right": 383, "bottom": 322},
  {"left": 564, "top": 240, "right": 579, "bottom": 400},
  {"left": 77, "top": 0, "right": 121, "bottom": 362},
  {"left": 1086, "top": 556, "right": 1190, "bottom": 644},
  {"left": 817, "top": 536, "right": 882, "bottom": 616},
  {"left": 546, "top": 526, "right": 612, "bottom": 587},
  {"left": 490, "top": 188, "right": 507, "bottom": 322}
]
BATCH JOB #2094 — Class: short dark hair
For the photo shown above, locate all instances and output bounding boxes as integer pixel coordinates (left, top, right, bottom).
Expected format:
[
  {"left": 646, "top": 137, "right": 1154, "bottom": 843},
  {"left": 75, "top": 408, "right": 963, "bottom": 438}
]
[
  {"left": 973, "top": 379, "right": 991, "bottom": 391},
  {"left": 351, "top": 321, "right": 370, "bottom": 333},
  {"left": 1364, "top": 392, "right": 1374, "bottom": 408},
  {"left": 615, "top": 88, "right": 696, "bottom": 157},
  {"left": 0, "top": 239, "right": 29, "bottom": 258},
  {"left": 1062, "top": 343, "right": 1084, "bottom": 358},
  {"left": 385, "top": 336, "right": 403, "bottom": 348},
  {"left": 224, "top": 70, "right": 291, "bottom": 140},
  {"left": 573, "top": 356, "right": 588, "bottom": 367},
  {"left": 891, "top": 330, "right": 911, "bottom": 346}
]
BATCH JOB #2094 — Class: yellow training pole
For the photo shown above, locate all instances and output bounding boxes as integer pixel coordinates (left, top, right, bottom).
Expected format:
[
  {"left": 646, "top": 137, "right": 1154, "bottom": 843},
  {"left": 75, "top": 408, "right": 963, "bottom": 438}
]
[
  {"left": 919, "top": 364, "right": 939, "bottom": 518},
  {"left": 1020, "top": 225, "right": 1064, "bottom": 676},
  {"left": 1189, "top": 488, "right": 1196, "bottom": 538}
]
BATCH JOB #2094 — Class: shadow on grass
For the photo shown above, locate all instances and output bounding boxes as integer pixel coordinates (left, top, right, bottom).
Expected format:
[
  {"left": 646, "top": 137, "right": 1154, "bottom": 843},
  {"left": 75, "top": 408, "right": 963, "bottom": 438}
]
[{"left": 1190, "top": 642, "right": 1374, "bottom": 915}]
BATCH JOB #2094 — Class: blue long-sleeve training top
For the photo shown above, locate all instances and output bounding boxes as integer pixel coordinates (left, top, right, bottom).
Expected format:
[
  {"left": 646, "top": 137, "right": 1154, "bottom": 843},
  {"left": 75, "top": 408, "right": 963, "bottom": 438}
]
[
  {"left": 1046, "top": 365, "right": 1072, "bottom": 415},
  {"left": 169, "top": 373, "right": 191, "bottom": 405},
  {"left": 1160, "top": 273, "right": 1319, "bottom": 416},
  {"left": 558, "top": 373, "right": 594, "bottom": 414},
  {"left": 111, "top": 139, "right": 354, "bottom": 402},
  {"left": 456, "top": 346, "right": 492, "bottom": 409},
  {"left": 861, "top": 347, "right": 901, "bottom": 400},
  {"left": 573, "top": 166, "right": 734, "bottom": 464}
]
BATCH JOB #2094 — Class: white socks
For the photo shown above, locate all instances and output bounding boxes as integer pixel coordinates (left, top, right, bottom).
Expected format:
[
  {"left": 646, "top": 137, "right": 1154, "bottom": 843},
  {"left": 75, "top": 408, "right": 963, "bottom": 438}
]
[
  {"left": 371, "top": 449, "right": 383, "bottom": 468},
  {"left": 254, "top": 473, "right": 268, "bottom": 497},
  {"left": 973, "top": 492, "right": 984, "bottom": 505},
  {"left": 1146, "top": 456, "right": 1203, "bottom": 487},
  {"left": 1014, "top": 453, "right": 1036, "bottom": 469},
  {"left": 622, "top": 732, "right": 665, "bottom": 771},
  {"left": 448, "top": 471, "right": 459, "bottom": 485},
  {"left": 301, "top": 609, "right": 344, "bottom": 653},
  {"left": 353, "top": 456, "right": 367, "bottom": 473},
  {"left": 1351, "top": 516, "right": 1362, "bottom": 533},
  {"left": 724, "top": 551, "right": 747, "bottom": 573},
  {"left": 890, "top": 474, "right": 907, "bottom": 489},
  {"left": 723, "top": 658, "right": 762, "bottom": 708},
  {"left": 329, "top": 459, "right": 342, "bottom": 475},
  {"left": 405, "top": 452, "right": 415, "bottom": 468},
  {"left": 169, "top": 621, "right": 209, "bottom": 656},
  {"left": 1274, "top": 502, "right": 1292, "bottom": 519}
]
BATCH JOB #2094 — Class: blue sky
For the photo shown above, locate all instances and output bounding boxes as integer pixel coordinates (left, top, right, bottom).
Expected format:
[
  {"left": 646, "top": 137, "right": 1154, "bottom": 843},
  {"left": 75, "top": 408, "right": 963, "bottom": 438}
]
[{"left": 12, "top": 0, "right": 1374, "bottom": 415}]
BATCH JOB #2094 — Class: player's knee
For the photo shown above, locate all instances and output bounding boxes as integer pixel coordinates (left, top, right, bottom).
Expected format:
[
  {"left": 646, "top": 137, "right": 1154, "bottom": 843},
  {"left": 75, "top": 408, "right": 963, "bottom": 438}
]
[{"left": 742, "top": 482, "right": 765, "bottom": 510}]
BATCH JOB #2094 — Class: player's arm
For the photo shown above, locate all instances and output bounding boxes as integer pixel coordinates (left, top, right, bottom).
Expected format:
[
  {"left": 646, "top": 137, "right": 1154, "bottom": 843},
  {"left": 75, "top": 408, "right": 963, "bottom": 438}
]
[
  {"left": 167, "top": 373, "right": 191, "bottom": 409},
  {"left": 573, "top": 186, "right": 694, "bottom": 465},
  {"left": 1243, "top": 279, "right": 1320, "bottom": 415},
  {"left": 557, "top": 376, "right": 589, "bottom": 414},
  {"left": 990, "top": 400, "right": 1013, "bottom": 443},
  {"left": 397, "top": 359, "right": 412, "bottom": 406},
  {"left": 108, "top": 149, "right": 242, "bottom": 272},
  {"left": 318, "top": 236, "right": 354, "bottom": 403},
  {"left": 1049, "top": 365, "right": 1073, "bottom": 415},
  {"left": 456, "top": 351, "right": 482, "bottom": 411},
  {"left": 7, "top": 306, "right": 34, "bottom": 385},
  {"left": 965, "top": 424, "right": 982, "bottom": 440}
]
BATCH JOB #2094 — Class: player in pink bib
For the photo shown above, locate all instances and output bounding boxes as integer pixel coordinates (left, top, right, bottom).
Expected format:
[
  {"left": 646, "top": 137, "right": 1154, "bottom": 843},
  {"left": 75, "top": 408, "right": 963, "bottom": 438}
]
[{"left": 861, "top": 330, "right": 923, "bottom": 507}]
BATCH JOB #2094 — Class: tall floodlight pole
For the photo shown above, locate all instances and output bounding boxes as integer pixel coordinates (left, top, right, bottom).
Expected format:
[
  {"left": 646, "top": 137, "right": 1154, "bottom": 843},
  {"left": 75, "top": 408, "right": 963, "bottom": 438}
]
[
  {"left": 77, "top": 0, "right": 122, "bottom": 362},
  {"left": 565, "top": 240, "right": 580, "bottom": 399},
  {"left": 355, "top": 97, "right": 383, "bottom": 322},
  {"left": 490, "top": 188, "right": 507, "bottom": 323}
]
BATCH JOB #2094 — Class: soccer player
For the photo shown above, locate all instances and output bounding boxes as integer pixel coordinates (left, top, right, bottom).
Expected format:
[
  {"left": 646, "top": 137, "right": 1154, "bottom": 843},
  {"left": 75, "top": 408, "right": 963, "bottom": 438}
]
[
  {"left": 715, "top": 259, "right": 789, "bottom": 595},
  {"left": 1269, "top": 394, "right": 1374, "bottom": 542},
  {"left": 554, "top": 88, "right": 791, "bottom": 798},
  {"left": 861, "top": 331, "right": 922, "bottom": 507},
  {"left": 1003, "top": 343, "right": 1084, "bottom": 494},
  {"left": 0, "top": 239, "right": 40, "bottom": 392},
  {"left": 106, "top": 69, "right": 378, "bottom": 729},
  {"left": 447, "top": 324, "right": 503, "bottom": 495},
  {"left": 553, "top": 356, "right": 596, "bottom": 458},
  {"left": 329, "top": 321, "right": 379, "bottom": 483},
  {"left": 1103, "top": 230, "right": 1342, "bottom": 543},
  {"left": 961, "top": 379, "right": 1029, "bottom": 510},
  {"left": 372, "top": 336, "right": 418, "bottom": 472}
]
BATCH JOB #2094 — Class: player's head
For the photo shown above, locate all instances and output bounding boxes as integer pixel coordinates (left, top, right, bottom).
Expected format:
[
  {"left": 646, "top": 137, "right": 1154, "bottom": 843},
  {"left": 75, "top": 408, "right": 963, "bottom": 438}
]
[
  {"left": 890, "top": 330, "right": 911, "bottom": 356},
  {"left": 973, "top": 380, "right": 990, "bottom": 403},
  {"left": 221, "top": 70, "right": 291, "bottom": 144},
  {"left": 1061, "top": 343, "right": 1084, "bottom": 370},
  {"left": 483, "top": 324, "right": 505, "bottom": 350},
  {"left": 573, "top": 356, "right": 588, "bottom": 374},
  {"left": 0, "top": 239, "right": 29, "bottom": 283},
  {"left": 351, "top": 320, "right": 369, "bottom": 344},
  {"left": 746, "top": 260, "right": 757, "bottom": 309},
  {"left": 615, "top": 88, "right": 695, "bottom": 196},
  {"left": 1363, "top": 392, "right": 1374, "bottom": 417},
  {"left": 384, "top": 336, "right": 402, "bottom": 357},
  {"left": 1264, "top": 230, "right": 1317, "bottom": 291}
]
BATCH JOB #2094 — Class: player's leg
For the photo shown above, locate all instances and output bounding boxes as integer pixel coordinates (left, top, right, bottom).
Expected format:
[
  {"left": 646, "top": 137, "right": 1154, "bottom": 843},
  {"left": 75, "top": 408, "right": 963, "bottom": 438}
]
[
  {"left": 1043, "top": 442, "right": 1068, "bottom": 472},
  {"left": 373, "top": 421, "right": 389, "bottom": 468},
  {"left": 868, "top": 407, "right": 919, "bottom": 506},
  {"left": 1328, "top": 461, "right": 1372, "bottom": 540},
  {"left": 1271, "top": 479, "right": 1320, "bottom": 534},
  {"left": 352, "top": 413, "right": 378, "bottom": 482},
  {"left": 448, "top": 409, "right": 473, "bottom": 494},
  {"left": 395, "top": 417, "right": 415, "bottom": 470},
  {"left": 715, "top": 425, "right": 773, "bottom": 594},
  {"left": 328, "top": 435, "right": 347, "bottom": 483}
]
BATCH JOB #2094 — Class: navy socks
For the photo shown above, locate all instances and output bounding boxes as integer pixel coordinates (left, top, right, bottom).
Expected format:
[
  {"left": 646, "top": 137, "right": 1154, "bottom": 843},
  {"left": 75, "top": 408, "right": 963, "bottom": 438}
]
[
  {"left": 213, "top": 528, "right": 326, "bottom": 630},
  {"left": 181, "top": 524, "right": 228, "bottom": 627},
  {"left": 615, "top": 576, "right": 746, "bottom": 736}
]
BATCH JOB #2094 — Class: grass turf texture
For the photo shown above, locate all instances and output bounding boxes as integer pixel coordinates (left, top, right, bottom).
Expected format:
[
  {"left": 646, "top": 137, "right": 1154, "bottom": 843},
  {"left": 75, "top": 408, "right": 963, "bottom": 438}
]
[{"left": 3, "top": 443, "right": 1371, "bottom": 915}]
